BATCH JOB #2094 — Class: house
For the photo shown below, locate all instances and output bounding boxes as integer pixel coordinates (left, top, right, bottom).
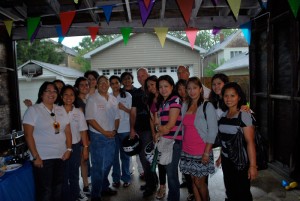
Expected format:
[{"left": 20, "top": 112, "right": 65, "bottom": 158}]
[
  {"left": 203, "top": 30, "right": 249, "bottom": 75},
  {"left": 18, "top": 60, "right": 83, "bottom": 118},
  {"left": 84, "top": 33, "right": 207, "bottom": 86},
  {"left": 214, "top": 52, "right": 249, "bottom": 75}
]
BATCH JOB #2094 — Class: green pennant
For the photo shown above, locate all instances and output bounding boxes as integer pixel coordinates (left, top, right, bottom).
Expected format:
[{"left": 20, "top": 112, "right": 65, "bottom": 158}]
[
  {"left": 27, "top": 17, "right": 41, "bottom": 40},
  {"left": 288, "top": 0, "right": 300, "bottom": 18},
  {"left": 120, "top": 27, "right": 132, "bottom": 45}
]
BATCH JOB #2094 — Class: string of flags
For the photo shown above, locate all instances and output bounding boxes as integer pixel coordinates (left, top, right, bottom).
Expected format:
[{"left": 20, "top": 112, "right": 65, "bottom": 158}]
[{"left": 1, "top": 0, "right": 299, "bottom": 48}]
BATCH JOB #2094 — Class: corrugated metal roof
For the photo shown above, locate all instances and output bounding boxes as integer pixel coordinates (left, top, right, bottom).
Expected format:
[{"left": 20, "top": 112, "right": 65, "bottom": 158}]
[
  {"left": 18, "top": 60, "right": 83, "bottom": 78},
  {"left": 214, "top": 52, "right": 249, "bottom": 72}
]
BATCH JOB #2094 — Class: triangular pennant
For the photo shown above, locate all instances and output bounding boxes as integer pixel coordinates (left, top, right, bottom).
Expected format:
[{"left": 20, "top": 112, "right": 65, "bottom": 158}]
[
  {"left": 227, "top": 0, "right": 241, "bottom": 20},
  {"left": 27, "top": 17, "right": 41, "bottom": 40},
  {"left": 4, "top": 20, "right": 13, "bottom": 37},
  {"left": 139, "top": 0, "right": 155, "bottom": 26},
  {"left": 88, "top": 26, "right": 99, "bottom": 42},
  {"left": 120, "top": 27, "right": 132, "bottom": 45},
  {"left": 212, "top": 27, "right": 221, "bottom": 35},
  {"left": 288, "top": 0, "right": 300, "bottom": 18},
  {"left": 154, "top": 27, "right": 168, "bottom": 48},
  {"left": 102, "top": 5, "right": 114, "bottom": 24},
  {"left": 176, "top": 0, "right": 194, "bottom": 26},
  {"left": 55, "top": 25, "right": 65, "bottom": 43},
  {"left": 59, "top": 11, "right": 76, "bottom": 36},
  {"left": 30, "top": 26, "right": 40, "bottom": 43},
  {"left": 240, "top": 21, "right": 251, "bottom": 45},
  {"left": 143, "top": 0, "right": 151, "bottom": 9},
  {"left": 185, "top": 27, "right": 198, "bottom": 49}
]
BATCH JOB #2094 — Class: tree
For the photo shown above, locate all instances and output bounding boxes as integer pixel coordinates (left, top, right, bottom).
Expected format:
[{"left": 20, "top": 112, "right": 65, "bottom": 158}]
[
  {"left": 204, "top": 59, "right": 225, "bottom": 77},
  {"left": 73, "top": 34, "right": 120, "bottom": 72},
  {"left": 16, "top": 40, "right": 65, "bottom": 66}
]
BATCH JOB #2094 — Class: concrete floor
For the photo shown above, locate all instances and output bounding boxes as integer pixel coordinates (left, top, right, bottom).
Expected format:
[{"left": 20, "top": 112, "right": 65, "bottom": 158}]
[{"left": 82, "top": 149, "right": 300, "bottom": 201}]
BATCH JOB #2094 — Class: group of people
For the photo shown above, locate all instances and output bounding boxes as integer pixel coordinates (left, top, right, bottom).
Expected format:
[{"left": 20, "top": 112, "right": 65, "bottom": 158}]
[{"left": 22, "top": 65, "right": 258, "bottom": 201}]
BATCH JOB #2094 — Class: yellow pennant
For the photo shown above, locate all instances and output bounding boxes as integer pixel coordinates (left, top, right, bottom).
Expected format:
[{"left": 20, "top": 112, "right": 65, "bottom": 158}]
[{"left": 154, "top": 27, "right": 168, "bottom": 48}]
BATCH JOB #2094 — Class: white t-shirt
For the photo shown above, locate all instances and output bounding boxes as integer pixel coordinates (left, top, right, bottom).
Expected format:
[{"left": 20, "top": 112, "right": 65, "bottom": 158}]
[
  {"left": 111, "top": 92, "right": 132, "bottom": 133},
  {"left": 85, "top": 92, "right": 120, "bottom": 134},
  {"left": 23, "top": 103, "right": 70, "bottom": 160},
  {"left": 67, "top": 107, "right": 88, "bottom": 144},
  {"left": 202, "top": 84, "right": 211, "bottom": 100}
]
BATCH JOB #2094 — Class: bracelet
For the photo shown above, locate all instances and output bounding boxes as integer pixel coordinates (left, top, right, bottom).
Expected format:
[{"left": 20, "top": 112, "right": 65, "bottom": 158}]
[
  {"left": 66, "top": 148, "right": 73, "bottom": 152},
  {"left": 83, "top": 145, "right": 89, "bottom": 148},
  {"left": 155, "top": 125, "right": 159, "bottom": 133},
  {"left": 249, "top": 165, "right": 258, "bottom": 169},
  {"left": 203, "top": 152, "right": 210, "bottom": 157}
]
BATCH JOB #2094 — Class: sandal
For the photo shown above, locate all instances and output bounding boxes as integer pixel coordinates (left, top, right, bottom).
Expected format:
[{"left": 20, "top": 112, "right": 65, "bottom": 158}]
[{"left": 123, "top": 182, "right": 131, "bottom": 187}]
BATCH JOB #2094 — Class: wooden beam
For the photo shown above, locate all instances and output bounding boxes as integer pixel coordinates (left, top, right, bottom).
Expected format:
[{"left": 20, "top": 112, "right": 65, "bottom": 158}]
[
  {"left": 160, "top": 0, "right": 166, "bottom": 19},
  {"left": 124, "top": 0, "right": 132, "bottom": 22},
  {"left": 46, "top": 0, "right": 60, "bottom": 15},
  {"left": 192, "top": 0, "right": 203, "bottom": 18},
  {"left": 15, "top": 3, "right": 27, "bottom": 18},
  {"left": 83, "top": 0, "right": 100, "bottom": 24}
]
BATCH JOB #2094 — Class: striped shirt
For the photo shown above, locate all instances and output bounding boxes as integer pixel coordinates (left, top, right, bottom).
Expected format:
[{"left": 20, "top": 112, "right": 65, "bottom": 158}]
[{"left": 158, "top": 95, "right": 182, "bottom": 140}]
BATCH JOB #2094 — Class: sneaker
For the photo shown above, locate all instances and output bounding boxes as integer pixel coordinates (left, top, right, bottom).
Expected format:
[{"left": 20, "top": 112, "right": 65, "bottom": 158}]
[
  {"left": 77, "top": 191, "right": 88, "bottom": 201},
  {"left": 123, "top": 182, "right": 131, "bottom": 188},
  {"left": 83, "top": 186, "right": 90, "bottom": 195},
  {"left": 187, "top": 193, "right": 195, "bottom": 201},
  {"left": 101, "top": 187, "right": 117, "bottom": 196},
  {"left": 112, "top": 182, "right": 121, "bottom": 188},
  {"left": 155, "top": 186, "right": 166, "bottom": 199}
]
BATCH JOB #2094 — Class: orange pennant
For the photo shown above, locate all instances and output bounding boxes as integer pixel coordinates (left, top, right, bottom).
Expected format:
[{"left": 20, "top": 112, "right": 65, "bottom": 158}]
[
  {"left": 176, "top": 0, "right": 194, "bottom": 26},
  {"left": 60, "top": 11, "right": 76, "bottom": 36},
  {"left": 88, "top": 26, "right": 99, "bottom": 42}
]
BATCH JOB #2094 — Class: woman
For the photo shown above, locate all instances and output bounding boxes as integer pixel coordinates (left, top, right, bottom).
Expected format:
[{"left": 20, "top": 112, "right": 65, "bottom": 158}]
[
  {"left": 175, "top": 79, "right": 188, "bottom": 102},
  {"left": 155, "top": 75, "right": 182, "bottom": 201},
  {"left": 218, "top": 82, "right": 257, "bottom": 201},
  {"left": 209, "top": 73, "right": 229, "bottom": 119},
  {"left": 74, "top": 77, "right": 91, "bottom": 194},
  {"left": 85, "top": 75, "right": 120, "bottom": 201},
  {"left": 109, "top": 75, "right": 132, "bottom": 188},
  {"left": 180, "top": 77, "right": 218, "bottom": 201},
  {"left": 84, "top": 70, "right": 99, "bottom": 95},
  {"left": 145, "top": 75, "right": 167, "bottom": 200},
  {"left": 23, "top": 81, "right": 72, "bottom": 201},
  {"left": 60, "top": 85, "right": 89, "bottom": 201}
]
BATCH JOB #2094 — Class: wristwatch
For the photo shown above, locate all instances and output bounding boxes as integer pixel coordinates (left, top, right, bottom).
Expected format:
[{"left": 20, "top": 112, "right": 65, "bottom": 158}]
[{"left": 32, "top": 154, "right": 38, "bottom": 161}]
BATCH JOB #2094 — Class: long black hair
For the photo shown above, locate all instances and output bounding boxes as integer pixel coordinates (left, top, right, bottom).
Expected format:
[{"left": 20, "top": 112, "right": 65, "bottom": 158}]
[
  {"left": 156, "top": 75, "right": 176, "bottom": 109},
  {"left": 144, "top": 75, "right": 158, "bottom": 107},
  {"left": 109, "top": 75, "right": 127, "bottom": 98},
  {"left": 185, "top": 77, "right": 204, "bottom": 110},
  {"left": 36, "top": 81, "right": 59, "bottom": 104},
  {"left": 221, "top": 82, "right": 247, "bottom": 111},
  {"left": 209, "top": 73, "right": 229, "bottom": 110}
]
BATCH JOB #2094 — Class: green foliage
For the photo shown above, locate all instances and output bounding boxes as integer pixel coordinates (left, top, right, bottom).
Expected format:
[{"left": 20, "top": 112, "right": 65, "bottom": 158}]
[
  {"left": 73, "top": 35, "right": 120, "bottom": 72},
  {"left": 204, "top": 59, "right": 225, "bottom": 77},
  {"left": 16, "top": 40, "right": 65, "bottom": 66}
]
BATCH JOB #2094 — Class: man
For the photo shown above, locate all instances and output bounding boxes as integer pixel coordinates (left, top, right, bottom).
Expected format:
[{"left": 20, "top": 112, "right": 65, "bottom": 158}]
[
  {"left": 130, "top": 68, "right": 158, "bottom": 198},
  {"left": 177, "top": 65, "right": 211, "bottom": 99}
]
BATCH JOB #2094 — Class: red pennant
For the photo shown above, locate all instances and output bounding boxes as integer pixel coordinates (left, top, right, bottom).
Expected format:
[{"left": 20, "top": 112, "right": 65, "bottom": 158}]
[
  {"left": 143, "top": 0, "right": 151, "bottom": 9},
  {"left": 60, "top": 11, "right": 76, "bottom": 36},
  {"left": 88, "top": 26, "right": 99, "bottom": 42},
  {"left": 176, "top": 0, "right": 194, "bottom": 26}
]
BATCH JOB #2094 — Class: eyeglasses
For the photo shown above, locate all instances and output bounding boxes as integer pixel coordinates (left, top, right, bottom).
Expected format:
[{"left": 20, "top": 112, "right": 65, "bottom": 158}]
[{"left": 44, "top": 90, "right": 57, "bottom": 94}]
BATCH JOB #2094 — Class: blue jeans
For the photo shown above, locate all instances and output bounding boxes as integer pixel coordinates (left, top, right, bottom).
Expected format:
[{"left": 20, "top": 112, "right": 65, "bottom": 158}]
[
  {"left": 33, "top": 159, "right": 64, "bottom": 201},
  {"left": 165, "top": 140, "right": 182, "bottom": 201},
  {"left": 63, "top": 142, "right": 81, "bottom": 201},
  {"left": 112, "top": 132, "right": 131, "bottom": 183},
  {"left": 89, "top": 131, "right": 116, "bottom": 198}
]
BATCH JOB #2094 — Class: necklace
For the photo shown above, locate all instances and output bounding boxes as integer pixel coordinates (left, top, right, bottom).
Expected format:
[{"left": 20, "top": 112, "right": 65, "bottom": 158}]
[{"left": 43, "top": 104, "right": 60, "bottom": 134}]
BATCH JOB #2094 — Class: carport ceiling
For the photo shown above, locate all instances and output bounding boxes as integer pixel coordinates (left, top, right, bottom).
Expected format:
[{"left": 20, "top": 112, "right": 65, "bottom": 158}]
[{"left": 0, "top": 0, "right": 262, "bottom": 40}]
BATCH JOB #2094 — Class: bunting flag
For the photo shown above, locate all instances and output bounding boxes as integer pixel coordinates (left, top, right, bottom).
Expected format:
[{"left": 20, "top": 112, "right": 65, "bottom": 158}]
[
  {"left": 143, "top": 0, "right": 151, "bottom": 9},
  {"left": 185, "top": 27, "right": 198, "bottom": 49},
  {"left": 212, "top": 27, "right": 221, "bottom": 35},
  {"left": 88, "top": 26, "right": 99, "bottom": 42},
  {"left": 139, "top": 0, "right": 155, "bottom": 26},
  {"left": 102, "top": 5, "right": 114, "bottom": 24},
  {"left": 240, "top": 21, "right": 251, "bottom": 45},
  {"left": 176, "top": 0, "right": 194, "bottom": 26},
  {"left": 30, "top": 26, "right": 40, "bottom": 43},
  {"left": 60, "top": 11, "right": 76, "bottom": 36},
  {"left": 154, "top": 27, "right": 168, "bottom": 48},
  {"left": 227, "top": 0, "right": 241, "bottom": 20},
  {"left": 260, "top": 0, "right": 268, "bottom": 9},
  {"left": 27, "top": 17, "right": 41, "bottom": 40},
  {"left": 288, "top": 0, "right": 300, "bottom": 18},
  {"left": 120, "top": 27, "right": 132, "bottom": 45},
  {"left": 55, "top": 25, "right": 64, "bottom": 43},
  {"left": 4, "top": 20, "right": 13, "bottom": 37}
]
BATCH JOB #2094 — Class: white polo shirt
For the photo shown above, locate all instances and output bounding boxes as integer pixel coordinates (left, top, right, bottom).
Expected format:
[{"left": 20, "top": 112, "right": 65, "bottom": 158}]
[
  {"left": 23, "top": 103, "right": 70, "bottom": 160},
  {"left": 85, "top": 92, "right": 120, "bottom": 134},
  {"left": 110, "top": 91, "right": 132, "bottom": 133},
  {"left": 67, "top": 107, "right": 88, "bottom": 144}
]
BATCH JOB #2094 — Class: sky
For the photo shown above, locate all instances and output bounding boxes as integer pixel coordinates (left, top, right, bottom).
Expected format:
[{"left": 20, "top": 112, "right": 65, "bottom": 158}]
[{"left": 51, "top": 35, "right": 86, "bottom": 48}]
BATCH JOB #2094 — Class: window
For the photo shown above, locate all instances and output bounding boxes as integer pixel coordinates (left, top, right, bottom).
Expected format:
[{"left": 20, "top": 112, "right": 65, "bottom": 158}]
[
  {"left": 230, "top": 51, "right": 242, "bottom": 58},
  {"left": 124, "top": 68, "right": 132, "bottom": 73},
  {"left": 148, "top": 67, "right": 155, "bottom": 73},
  {"left": 170, "top": 66, "right": 177, "bottom": 72},
  {"left": 102, "top": 69, "right": 110, "bottom": 75},
  {"left": 159, "top": 67, "right": 167, "bottom": 73},
  {"left": 114, "top": 69, "right": 121, "bottom": 75}
]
